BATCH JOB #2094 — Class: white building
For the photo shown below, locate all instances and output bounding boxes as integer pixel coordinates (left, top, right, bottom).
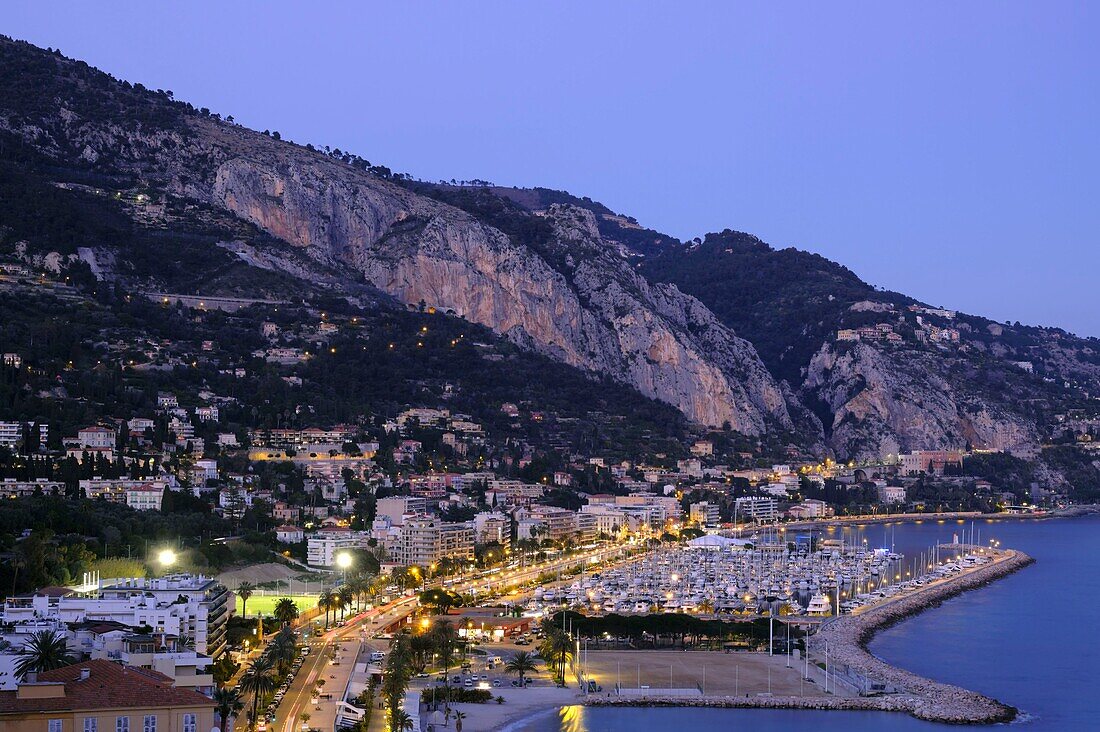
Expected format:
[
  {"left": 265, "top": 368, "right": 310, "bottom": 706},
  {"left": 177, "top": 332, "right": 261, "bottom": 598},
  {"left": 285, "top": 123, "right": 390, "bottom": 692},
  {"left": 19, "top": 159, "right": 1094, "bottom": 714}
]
[
  {"left": 0, "top": 575, "right": 233, "bottom": 658},
  {"left": 734, "top": 496, "right": 779, "bottom": 523},
  {"left": 391, "top": 517, "right": 474, "bottom": 567},
  {"left": 276, "top": 526, "right": 305, "bottom": 544},
  {"left": 306, "top": 528, "right": 367, "bottom": 567},
  {"left": 77, "top": 425, "right": 115, "bottom": 449},
  {"left": 878, "top": 484, "right": 907, "bottom": 504},
  {"left": 80, "top": 479, "right": 168, "bottom": 511},
  {"left": 0, "top": 421, "right": 48, "bottom": 450},
  {"left": 688, "top": 501, "right": 720, "bottom": 527}
]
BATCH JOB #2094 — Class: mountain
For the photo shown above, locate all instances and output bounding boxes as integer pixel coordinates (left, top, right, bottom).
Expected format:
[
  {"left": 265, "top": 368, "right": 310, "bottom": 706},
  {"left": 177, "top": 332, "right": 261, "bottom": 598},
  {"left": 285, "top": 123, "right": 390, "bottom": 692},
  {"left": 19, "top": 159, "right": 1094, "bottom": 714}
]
[
  {"left": 642, "top": 231, "right": 1100, "bottom": 460},
  {"left": 1, "top": 36, "right": 1098, "bottom": 474},
  {"left": 0, "top": 36, "right": 791, "bottom": 437}
]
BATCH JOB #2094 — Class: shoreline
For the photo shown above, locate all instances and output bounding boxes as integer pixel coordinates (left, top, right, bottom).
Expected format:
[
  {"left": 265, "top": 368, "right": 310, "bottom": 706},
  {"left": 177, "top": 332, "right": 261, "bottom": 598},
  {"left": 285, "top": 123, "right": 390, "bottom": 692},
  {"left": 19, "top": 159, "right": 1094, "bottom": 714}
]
[{"left": 582, "top": 546, "right": 1034, "bottom": 725}]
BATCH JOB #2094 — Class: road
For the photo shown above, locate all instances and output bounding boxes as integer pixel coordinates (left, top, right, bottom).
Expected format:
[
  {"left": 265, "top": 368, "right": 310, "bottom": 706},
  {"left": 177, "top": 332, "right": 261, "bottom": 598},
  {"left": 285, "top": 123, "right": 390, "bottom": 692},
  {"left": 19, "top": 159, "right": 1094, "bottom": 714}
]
[{"left": 254, "top": 540, "right": 636, "bottom": 732}]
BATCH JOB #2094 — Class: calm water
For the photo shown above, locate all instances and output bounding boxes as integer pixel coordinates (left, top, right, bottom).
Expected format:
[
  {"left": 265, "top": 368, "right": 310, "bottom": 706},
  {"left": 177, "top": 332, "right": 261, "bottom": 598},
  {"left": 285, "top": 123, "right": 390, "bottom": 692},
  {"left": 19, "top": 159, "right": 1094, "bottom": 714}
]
[{"left": 517, "top": 515, "right": 1100, "bottom": 732}]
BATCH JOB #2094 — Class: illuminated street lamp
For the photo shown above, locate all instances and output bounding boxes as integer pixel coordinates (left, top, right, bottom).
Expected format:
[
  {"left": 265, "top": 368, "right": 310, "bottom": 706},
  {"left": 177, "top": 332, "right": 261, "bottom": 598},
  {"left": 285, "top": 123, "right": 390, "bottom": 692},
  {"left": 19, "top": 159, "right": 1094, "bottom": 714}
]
[
  {"left": 157, "top": 549, "right": 177, "bottom": 571},
  {"left": 336, "top": 552, "right": 353, "bottom": 583}
]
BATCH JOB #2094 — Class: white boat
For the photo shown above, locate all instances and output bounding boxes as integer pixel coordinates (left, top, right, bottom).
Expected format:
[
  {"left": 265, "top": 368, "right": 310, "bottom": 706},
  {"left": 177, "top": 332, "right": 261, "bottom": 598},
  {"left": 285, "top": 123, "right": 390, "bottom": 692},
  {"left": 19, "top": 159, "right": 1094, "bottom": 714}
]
[{"left": 806, "top": 593, "right": 832, "bottom": 616}]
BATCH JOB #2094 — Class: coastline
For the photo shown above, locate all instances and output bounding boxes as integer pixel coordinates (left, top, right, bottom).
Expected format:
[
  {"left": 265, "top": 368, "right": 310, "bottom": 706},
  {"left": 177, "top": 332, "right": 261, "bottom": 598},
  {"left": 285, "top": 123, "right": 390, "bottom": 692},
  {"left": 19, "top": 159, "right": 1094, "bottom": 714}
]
[{"left": 583, "top": 546, "right": 1035, "bottom": 725}]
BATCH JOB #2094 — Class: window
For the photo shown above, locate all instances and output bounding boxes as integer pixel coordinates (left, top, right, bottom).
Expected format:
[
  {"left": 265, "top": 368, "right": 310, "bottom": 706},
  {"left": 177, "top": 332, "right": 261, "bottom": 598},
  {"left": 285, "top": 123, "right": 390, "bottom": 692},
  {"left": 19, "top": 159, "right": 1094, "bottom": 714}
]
[
  {"left": 182, "top": 715, "right": 196, "bottom": 732},
  {"left": 84, "top": 719, "right": 98, "bottom": 732},
  {"left": 49, "top": 721, "right": 63, "bottom": 732},
  {"left": 142, "top": 716, "right": 156, "bottom": 732},
  {"left": 116, "top": 717, "right": 129, "bottom": 732}
]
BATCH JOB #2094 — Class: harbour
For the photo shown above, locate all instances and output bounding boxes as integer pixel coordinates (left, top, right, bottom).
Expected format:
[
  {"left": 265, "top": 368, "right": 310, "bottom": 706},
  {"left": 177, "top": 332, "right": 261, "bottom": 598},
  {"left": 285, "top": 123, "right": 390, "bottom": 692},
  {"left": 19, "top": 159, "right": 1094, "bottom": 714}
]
[{"left": 515, "top": 516, "right": 1100, "bottom": 731}]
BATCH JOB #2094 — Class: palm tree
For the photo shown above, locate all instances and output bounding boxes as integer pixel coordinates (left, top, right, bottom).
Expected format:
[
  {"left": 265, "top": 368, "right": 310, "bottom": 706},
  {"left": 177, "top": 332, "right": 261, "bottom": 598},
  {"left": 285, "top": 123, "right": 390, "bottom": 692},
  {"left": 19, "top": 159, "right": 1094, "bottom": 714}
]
[
  {"left": 317, "top": 591, "right": 333, "bottom": 630},
  {"left": 237, "top": 582, "right": 255, "bottom": 619},
  {"left": 271, "top": 626, "right": 298, "bottom": 676},
  {"left": 697, "top": 598, "right": 715, "bottom": 615},
  {"left": 504, "top": 651, "right": 538, "bottom": 686},
  {"left": 176, "top": 633, "right": 196, "bottom": 650},
  {"left": 389, "top": 709, "right": 415, "bottom": 732},
  {"left": 15, "top": 630, "right": 75, "bottom": 678},
  {"left": 338, "top": 586, "right": 354, "bottom": 621},
  {"left": 239, "top": 656, "right": 277, "bottom": 731},
  {"left": 213, "top": 687, "right": 243, "bottom": 732},
  {"left": 538, "top": 627, "right": 572, "bottom": 685},
  {"left": 453, "top": 710, "right": 467, "bottom": 732},
  {"left": 273, "top": 597, "right": 299, "bottom": 626},
  {"left": 297, "top": 713, "right": 310, "bottom": 730}
]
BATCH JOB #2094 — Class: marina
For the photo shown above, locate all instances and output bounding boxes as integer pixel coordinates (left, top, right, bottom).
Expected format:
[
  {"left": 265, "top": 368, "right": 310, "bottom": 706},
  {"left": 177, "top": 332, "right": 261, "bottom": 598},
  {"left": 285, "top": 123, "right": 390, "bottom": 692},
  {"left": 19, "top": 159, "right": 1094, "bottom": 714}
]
[{"left": 528, "top": 529, "right": 997, "bottom": 622}]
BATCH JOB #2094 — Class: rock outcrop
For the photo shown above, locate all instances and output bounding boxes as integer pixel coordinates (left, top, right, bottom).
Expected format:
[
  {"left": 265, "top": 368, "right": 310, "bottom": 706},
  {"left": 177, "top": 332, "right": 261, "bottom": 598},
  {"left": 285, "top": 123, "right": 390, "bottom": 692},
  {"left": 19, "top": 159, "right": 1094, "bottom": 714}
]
[{"left": 804, "top": 342, "right": 1038, "bottom": 460}]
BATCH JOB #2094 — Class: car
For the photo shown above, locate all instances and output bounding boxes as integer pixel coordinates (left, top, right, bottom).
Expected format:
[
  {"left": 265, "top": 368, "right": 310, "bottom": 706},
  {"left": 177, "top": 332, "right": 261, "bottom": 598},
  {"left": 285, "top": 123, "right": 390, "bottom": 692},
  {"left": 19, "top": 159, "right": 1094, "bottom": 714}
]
[
  {"left": 510, "top": 680, "right": 521, "bottom": 687},
  {"left": 416, "top": 672, "right": 429, "bottom": 678},
  {"left": 452, "top": 675, "right": 461, "bottom": 683},
  {"left": 492, "top": 679, "right": 501, "bottom": 688},
  {"left": 480, "top": 674, "right": 487, "bottom": 681},
  {"left": 464, "top": 679, "right": 474, "bottom": 687}
]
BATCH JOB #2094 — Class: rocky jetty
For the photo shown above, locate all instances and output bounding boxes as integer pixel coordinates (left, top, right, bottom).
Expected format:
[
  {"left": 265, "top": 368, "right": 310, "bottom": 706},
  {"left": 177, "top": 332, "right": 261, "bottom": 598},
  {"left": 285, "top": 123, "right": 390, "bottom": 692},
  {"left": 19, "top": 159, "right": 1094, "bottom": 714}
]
[{"left": 588, "top": 548, "right": 1034, "bottom": 724}]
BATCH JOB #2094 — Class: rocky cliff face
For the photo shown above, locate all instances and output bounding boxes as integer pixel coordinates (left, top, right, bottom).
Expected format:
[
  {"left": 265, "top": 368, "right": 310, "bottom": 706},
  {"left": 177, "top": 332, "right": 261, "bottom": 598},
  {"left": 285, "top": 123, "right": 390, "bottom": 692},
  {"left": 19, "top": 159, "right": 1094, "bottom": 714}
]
[
  {"left": 0, "top": 40, "right": 790, "bottom": 433},
  {"left": 805, "top": 342, "right": 1037, "bottom": 460},
  {"left": 204, "top": 146, "right": 792, "bottom": 430}
]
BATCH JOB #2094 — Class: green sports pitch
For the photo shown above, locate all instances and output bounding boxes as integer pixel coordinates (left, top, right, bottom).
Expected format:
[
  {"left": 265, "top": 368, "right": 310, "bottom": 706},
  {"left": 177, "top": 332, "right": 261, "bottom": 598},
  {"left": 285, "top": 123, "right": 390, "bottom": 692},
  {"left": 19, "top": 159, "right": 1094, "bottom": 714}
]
[{"left": 235, "top": 593, "right": 319, "bottom": 618}]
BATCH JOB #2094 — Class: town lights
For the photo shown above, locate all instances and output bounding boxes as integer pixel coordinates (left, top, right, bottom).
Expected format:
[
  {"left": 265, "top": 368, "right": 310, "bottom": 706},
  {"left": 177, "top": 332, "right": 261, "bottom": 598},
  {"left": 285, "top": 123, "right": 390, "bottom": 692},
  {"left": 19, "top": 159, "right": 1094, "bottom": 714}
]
[
  {"left": 157, "top": 549, "right": 177, "bottom": 567},
  {"left": 336, "top": 552, "right": 353, "bottom": 569}
]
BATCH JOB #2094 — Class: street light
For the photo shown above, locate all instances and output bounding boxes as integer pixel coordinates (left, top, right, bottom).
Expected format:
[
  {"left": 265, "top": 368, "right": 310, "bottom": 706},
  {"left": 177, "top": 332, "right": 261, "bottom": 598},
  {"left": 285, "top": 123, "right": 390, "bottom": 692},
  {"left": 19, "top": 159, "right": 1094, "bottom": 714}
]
[
  {"left": 336, "top": 552, "right": 353, "bottom": 583},
  {"left": 157, "top": 549, "right": 177, "bottom": 569}
]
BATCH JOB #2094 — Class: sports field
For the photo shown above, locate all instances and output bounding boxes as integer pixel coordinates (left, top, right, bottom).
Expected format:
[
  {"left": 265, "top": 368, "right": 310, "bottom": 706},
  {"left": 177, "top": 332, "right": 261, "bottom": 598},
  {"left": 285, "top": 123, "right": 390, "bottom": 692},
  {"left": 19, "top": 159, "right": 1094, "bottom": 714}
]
[{"left": 235, "top": 592, "right": 319, "bottom": 618}]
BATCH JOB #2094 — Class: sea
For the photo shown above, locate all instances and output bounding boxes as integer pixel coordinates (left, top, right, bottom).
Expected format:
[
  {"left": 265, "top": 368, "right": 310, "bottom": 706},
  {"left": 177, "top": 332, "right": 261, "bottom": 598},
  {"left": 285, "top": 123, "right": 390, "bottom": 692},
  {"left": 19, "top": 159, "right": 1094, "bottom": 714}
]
[{"left": 514, "top": 514, "right": 1100, "bottom": 731}]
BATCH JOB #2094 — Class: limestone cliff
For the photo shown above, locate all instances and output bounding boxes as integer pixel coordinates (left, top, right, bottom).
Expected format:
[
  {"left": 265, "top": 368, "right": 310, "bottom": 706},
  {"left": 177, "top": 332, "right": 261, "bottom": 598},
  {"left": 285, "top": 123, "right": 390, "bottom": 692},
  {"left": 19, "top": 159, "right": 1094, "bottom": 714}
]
[{"left": 805, "top": 342, "right": 1038, "bottom": 460}]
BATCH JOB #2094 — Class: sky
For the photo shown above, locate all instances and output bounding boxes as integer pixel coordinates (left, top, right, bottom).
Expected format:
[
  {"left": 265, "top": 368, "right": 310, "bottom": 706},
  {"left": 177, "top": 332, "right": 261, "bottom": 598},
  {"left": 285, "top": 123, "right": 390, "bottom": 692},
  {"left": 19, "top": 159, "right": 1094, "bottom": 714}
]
[{"left": 4, "top": 2, "right": 1098, "bottom": 336}]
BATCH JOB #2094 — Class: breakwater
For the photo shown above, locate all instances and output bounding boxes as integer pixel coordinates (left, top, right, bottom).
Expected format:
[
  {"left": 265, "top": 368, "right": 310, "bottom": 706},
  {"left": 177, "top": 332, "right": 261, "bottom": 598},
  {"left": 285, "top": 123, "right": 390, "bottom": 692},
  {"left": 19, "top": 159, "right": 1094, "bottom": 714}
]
[{"left": 586, "top": 547, "right": 1034, "bottom": 725}]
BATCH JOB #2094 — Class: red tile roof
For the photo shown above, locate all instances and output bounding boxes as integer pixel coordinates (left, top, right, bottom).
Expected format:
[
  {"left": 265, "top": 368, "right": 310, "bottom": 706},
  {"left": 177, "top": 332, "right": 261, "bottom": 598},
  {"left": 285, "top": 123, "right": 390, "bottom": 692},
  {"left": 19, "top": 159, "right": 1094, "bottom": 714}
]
[{"left": 0, "top": 660, "right": 212, "bottom": 715}]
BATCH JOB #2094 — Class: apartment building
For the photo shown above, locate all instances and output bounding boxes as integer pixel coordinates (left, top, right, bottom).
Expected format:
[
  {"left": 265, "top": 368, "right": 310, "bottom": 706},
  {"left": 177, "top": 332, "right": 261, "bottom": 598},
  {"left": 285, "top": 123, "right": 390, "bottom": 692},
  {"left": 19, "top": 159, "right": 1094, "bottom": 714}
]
[
  {"left": 391, "top": 516, "right": 474, "bottom": 567},
  {"left": 80, "top": 479, "right": 168, "bottom": 511},
  {"left": 0, "top": 422, "right": 48, "bottom": 450},
  {"left": 734, "top": 496, "right": 779, "bottom": 523},
  {"left": 306, "top": 528, "right": 366, "bottom": 567},
  {"left": 0, "top": 659, "right": 215, "bottom": 732},
  {"left": 1, "top": 478, "right": 65, "bottom": 499},
  {"left": 688, "top": 501, "right": 721, "bottom": 527},
  {"left": 1, "top": 576, "right": 233, "bottom": 659}
]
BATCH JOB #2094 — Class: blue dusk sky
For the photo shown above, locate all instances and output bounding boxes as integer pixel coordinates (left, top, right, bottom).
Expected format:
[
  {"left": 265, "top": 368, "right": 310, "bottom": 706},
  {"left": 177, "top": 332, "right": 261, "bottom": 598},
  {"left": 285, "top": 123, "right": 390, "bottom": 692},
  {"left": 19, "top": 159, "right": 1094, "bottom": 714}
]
[{"left": 4, "top": 2, "right": 1097, "bottom": 335}]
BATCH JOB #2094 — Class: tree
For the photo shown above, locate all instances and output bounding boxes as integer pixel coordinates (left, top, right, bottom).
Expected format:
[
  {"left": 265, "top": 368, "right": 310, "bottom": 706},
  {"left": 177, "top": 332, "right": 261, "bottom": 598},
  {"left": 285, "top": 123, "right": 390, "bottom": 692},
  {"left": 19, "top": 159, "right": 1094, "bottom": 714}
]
[
  {"left": 271, "top": 626, "right": 298, "bottom": 676},
  {"left": 418, "top": 588, "right": 462, "bottom": 615},
  {"left": 390, "top": 709, "right": 415, "bottom": 732},
  {"left": 537, "top": 623, "right": 572, "bottom": 685},
  {"left": 15, "top": 630, "right": 75, "bottom": 678},
  {"left": 318, "top": 591, "right": 333, "bottom": 630},
  {"left": 274, "top": 597, "right": 300, "bottom": 626},
  {"left": 504, "top": 651, "right": 538, "bottom": 686},
  {"left": 213, "top": 687, "right": 243, "bottom": 732},
  {"left": 430, "top": 618, "right": 457, "bottom": 697},
  {"left": 239, "top": 656, "right": 277, "bottom": 731},
  {"left": 237, "top": 582, "right": 255, "bottom": 618},
  {"left": 338, "top": 586, "right": 354, "bottom": 621},
  {"left": 453, "top": 710, "right": 467, "bottom": 732}
]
